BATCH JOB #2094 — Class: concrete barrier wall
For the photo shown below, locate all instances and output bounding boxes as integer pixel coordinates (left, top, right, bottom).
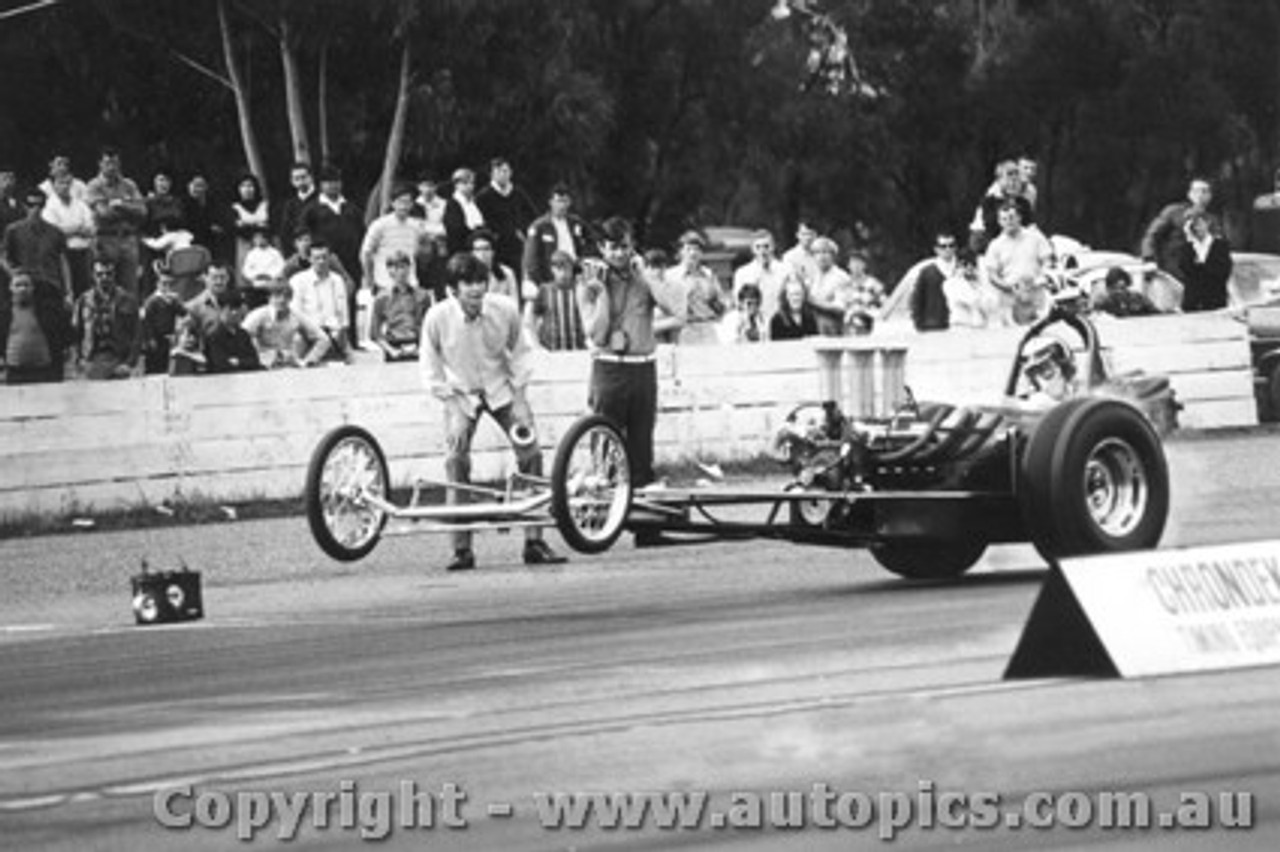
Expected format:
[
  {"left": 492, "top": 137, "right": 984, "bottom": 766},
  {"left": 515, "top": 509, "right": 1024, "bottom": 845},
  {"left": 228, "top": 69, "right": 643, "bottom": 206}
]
[{"left": 0, "top": 313, "right": 1254, "bottom": 521}]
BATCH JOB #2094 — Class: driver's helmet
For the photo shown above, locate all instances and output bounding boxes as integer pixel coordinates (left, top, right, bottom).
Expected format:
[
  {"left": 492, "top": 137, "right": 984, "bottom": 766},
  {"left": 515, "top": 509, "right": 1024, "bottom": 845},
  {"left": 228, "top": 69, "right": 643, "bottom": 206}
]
[{"left": 1023, "top": 335, "right": 1077, "bottom": 386}]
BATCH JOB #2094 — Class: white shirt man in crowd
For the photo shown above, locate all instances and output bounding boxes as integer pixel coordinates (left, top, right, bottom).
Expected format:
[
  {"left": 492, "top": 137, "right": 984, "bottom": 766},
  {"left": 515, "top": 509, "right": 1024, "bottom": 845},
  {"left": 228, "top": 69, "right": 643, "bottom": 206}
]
[
  {"left": 290, "top": 239, "right": 353, "bottom": 361},
  {"left": 982, "top": 201, "right": 1054, "bottom": 326},
  {"left": 732, "top": 229, "right": 793, "bottom": 326},
  {"left": 360, "top": 182, "right": 426, "bottom": 294},
  {"left": 807, "top": 235, "right": 854, "bottom": 336},
  {"left": 242, "top": 279, "right": 330, "bottom": 368},
  {"left": 667, "top": 230, "right": 724, "bottom": 346},
  {"left": 781, "top": 221, "right": 820, "bottom": 292},
  {"left": 38, "top": 155, "right": 88, "bottom": 203},
  {"left": 419, "top": 251, "right": 565, "bottom": 572},
  {"left": 414, "top": 177, "right": 447, "bottom": 244}
]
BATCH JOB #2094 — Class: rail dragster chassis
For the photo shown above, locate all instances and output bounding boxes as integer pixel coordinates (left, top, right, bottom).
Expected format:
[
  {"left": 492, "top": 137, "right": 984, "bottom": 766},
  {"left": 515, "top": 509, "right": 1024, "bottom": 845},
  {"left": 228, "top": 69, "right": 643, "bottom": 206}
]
[{"left": 305, "top": 305, "right": 1176, "bottom": 579}]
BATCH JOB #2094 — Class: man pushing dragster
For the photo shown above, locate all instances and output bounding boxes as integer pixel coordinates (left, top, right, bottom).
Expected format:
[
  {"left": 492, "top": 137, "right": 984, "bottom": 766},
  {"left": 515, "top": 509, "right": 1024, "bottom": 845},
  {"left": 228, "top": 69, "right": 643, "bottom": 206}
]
[{"left": 419, "top": 251, "right": 567, "bottom": 572}]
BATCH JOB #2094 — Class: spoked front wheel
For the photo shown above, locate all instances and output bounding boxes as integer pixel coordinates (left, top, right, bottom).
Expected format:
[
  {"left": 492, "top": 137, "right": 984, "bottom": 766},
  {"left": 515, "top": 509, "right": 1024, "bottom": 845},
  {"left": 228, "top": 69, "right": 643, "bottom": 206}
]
[
  {"left": 305, "top": 425, "right": 390, "bottom": 561},
  {"left": 550, "top": 415, "right": 633, "bottom": 554}
]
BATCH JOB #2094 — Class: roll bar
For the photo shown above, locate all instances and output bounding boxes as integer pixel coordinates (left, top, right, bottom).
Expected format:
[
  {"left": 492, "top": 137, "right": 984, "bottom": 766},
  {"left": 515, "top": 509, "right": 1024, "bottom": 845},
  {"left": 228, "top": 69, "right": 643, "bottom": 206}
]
[{"left": 1002, "top": 304, "right": 1108, "bottom": 397}]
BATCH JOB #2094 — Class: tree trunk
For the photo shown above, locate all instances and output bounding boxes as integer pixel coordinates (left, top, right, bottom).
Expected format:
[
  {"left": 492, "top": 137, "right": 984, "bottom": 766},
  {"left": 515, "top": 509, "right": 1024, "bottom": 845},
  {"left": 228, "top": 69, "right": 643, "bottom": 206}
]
[
  {"left": 218, "top": 0, "right": 268, "bottom": 197},
  {"left": 280, "top": 15, "right": 311, "bottom": 166},
  {"left": 318, "top": 40, "right": 331, "bottom": 166},
  {"left": 368, "top": 39, "right": 413, "bottom": 225}
]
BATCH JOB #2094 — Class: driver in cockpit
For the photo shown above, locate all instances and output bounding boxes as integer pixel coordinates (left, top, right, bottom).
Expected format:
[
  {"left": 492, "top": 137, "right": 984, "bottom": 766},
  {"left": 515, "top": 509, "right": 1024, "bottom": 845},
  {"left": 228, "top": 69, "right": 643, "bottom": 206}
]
[{"left": 1022, "top": 337, "right": 1079, "bottom": 404}]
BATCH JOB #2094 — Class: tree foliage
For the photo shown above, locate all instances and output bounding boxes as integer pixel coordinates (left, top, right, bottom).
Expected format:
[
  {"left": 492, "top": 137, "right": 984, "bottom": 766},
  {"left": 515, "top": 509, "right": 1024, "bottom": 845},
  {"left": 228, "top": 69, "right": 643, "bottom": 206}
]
[{"left": 0, "top": 0, "right": 1275, "bottom": 277}]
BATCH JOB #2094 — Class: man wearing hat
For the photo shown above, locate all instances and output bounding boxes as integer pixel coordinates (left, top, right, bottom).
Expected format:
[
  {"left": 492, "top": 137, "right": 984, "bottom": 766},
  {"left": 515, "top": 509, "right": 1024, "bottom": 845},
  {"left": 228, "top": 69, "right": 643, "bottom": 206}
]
[{"left": 3, "top": 185, "right": 68, "bottom": 296}]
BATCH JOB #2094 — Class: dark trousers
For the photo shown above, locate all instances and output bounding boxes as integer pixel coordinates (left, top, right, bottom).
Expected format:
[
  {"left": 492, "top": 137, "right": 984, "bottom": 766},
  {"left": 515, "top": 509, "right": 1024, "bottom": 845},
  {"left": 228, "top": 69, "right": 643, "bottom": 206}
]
[
  {"left": 66, "top": 248, "right": 93, "bottom": 300},
  {"left": 5, "top": 363, "right": 64, "bottom": 384},
  {"left": 94, "top": 235, "right": 141, "bottom": 299},
  {"left": 590, "top": 360, "right": 658, "bottom": 487}
]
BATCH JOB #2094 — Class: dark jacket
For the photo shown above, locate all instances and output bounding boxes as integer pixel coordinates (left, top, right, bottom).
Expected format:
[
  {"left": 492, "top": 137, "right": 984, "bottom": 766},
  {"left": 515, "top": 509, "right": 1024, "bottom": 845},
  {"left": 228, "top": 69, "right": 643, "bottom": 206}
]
[
  {"left": 443, "top": 197, "right": 480, "bottom": 259},
  {"left": 205, "top": 325, "right": 263, "bottom": 373},
  {"left": 476, "top": 183, "right": 537, "bottom": 274},
  {"left": 182, "top": 194, "right": 230, "bottom": 260},
  {"left": 0, "top": 277, "right": 74, "bottom": 358},
  {"left": 3, "top": 215, "right": 67, "bottom": 290},
  {"left": 277, "top": 190, "right": 316, "bottom": 248},
  {"left": 1178, "top": 237, "right": 1233, "bottom": 312},
  {"left": 302, "top": 196, "right": 365, "bottom": 275},
  {"left": 72, "top": 286, "right": 140, "bottom": 363},
  {"left": 769, "top": 305, "right": 820, "bottom": 340},
  {"left": 522, "top": 213, "right": 593, "bottom": 285},
  {"left": 910, "top": 262, "right": 951, "bottom": 331}
]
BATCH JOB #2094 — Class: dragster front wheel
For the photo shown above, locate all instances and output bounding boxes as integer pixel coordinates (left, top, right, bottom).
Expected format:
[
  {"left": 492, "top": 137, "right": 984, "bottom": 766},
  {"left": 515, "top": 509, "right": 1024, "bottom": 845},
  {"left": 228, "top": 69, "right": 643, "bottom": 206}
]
[
  {"left": 306, "top": 425, "right": 390, "bottom": 562},
  {"left": 550, "top": 415, "right": 633, "bottom": 554}
]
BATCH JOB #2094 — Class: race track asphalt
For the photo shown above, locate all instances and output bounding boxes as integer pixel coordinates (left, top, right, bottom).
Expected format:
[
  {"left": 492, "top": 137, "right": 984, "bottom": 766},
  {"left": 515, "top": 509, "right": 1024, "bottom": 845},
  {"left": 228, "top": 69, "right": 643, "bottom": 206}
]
[{"left": 1, "top": 429, "right": 1278, "bottom": 850}]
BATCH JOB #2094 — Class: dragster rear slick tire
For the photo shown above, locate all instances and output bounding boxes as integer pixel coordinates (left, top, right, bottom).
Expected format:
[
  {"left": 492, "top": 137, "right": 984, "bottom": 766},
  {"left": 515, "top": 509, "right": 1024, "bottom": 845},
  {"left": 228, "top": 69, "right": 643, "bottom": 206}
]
[
  {"left": 306, "top": 425, "right": 390, "bottom": 562},
  {"left": 1019, "top": 397, "right": 1169, "bottom": 565},
  {"left": 550, "top": 414, "right": 633, "bottom": 554}
]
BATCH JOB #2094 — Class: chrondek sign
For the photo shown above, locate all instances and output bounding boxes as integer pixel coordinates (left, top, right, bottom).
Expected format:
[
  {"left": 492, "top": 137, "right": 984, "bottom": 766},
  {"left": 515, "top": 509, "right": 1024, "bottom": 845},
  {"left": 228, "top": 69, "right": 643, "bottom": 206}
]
[{"left": 1005, "top": 541, "right": 1280, "bottom": 678}]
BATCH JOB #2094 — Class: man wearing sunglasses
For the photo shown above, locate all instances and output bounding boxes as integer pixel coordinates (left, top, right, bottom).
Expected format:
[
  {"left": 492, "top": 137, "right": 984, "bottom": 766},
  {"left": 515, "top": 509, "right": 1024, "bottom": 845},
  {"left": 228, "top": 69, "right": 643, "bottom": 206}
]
[{"left": 909, "top": 232, "right": 959, "bottom": 332}]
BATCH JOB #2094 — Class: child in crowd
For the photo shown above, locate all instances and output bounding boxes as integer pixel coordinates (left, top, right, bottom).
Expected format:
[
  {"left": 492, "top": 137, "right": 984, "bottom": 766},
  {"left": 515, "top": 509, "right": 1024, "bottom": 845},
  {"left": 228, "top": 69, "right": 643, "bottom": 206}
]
[
  {"left": 140, "top": 269, "right": 188, "bottom": 374},
  {"left": 731, "top": 284, "right": 767, "bottom": 343},
  {"left": 241, "top": 226, "right": 286, "bottom": 309},
  {"left": 527, "top": 250, "right": 586, "bottom": 351},
  {"left": 169, "top": 315, "right": 205, "bottom": 375}
]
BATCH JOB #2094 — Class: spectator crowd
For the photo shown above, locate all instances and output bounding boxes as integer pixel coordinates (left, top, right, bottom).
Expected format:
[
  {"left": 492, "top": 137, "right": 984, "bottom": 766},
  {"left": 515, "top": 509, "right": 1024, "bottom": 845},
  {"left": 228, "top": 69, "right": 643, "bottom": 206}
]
[{"left": 0, "top": 146, "right": 1242, "bottom": 387}]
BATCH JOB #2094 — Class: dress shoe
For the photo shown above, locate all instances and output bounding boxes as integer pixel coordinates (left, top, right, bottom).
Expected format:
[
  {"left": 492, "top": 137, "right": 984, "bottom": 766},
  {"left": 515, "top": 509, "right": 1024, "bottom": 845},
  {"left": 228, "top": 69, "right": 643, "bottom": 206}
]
[
  {"left": 523, "top": 540, "right": 567, "bottom": 565},
  {"left": 444, "top": 549, "right": 476, "bottom": 572},
  {"left": 632, "top": 529, "right": 670, "bottom": 548}
]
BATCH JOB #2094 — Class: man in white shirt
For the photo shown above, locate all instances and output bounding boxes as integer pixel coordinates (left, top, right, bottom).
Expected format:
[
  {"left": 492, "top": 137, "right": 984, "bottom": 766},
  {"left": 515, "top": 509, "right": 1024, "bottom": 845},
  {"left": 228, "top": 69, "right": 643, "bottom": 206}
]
[
  {"left": 780, "top": 220, "right": 820, "bottom": 292},
  {"left": 290, "top": 239, "right": 353, "bottom": 362},
  {"left": 732, "top": 229, "right": 794, "bottom": 326},
  {"left": 360, "top": 182, "right": 426, "bottom": 293},
  {"left": 42, "top": 175, "right": 97, "bottom": 297},
  {"left": 38, "top": 155, "right": 89, "bottom": 203},
  {"left": 420, "top": 251, "right": 565, "bottom": 572},
  {"left": 982, "top": 201, "right": 1053, "bottom": 326},
  {"left": 242, "top": 279, "right": 330, "bottom": 368}
]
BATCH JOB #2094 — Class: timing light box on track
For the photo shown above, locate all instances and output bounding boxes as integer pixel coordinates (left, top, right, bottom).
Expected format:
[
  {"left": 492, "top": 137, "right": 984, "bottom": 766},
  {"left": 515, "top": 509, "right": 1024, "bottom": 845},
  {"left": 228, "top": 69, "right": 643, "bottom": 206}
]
[{"left": 1005, "top": 540, "right": 1280, "bottom": 678}]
